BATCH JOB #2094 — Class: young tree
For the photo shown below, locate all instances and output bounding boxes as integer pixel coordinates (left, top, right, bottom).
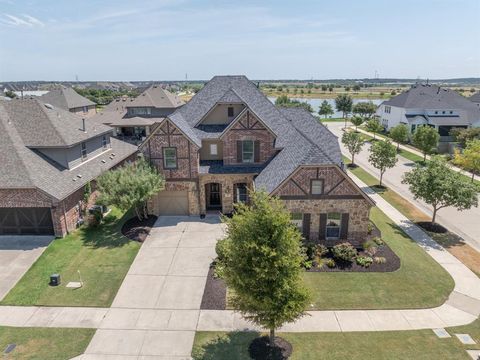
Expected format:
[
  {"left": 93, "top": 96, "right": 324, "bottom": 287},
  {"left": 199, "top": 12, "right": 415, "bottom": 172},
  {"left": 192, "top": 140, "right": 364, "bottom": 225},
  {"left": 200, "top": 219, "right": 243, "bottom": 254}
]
[
  {"left": 350, "top": 115, "right": 364, "bottom": 131},
  {"left": 412, "top": 126, "right": 440, "bottom": 161},
  {"left": 335, "top": 94, "right": 353, "bottom": 123},
  {"left": 454, "top": 139, "right": 480, "bottom": 182},
  {"left": 97, "top": 157, "right": 165, "bottom": 220},
  {"left": 342, "top": 131, "right": 364, "bottom": 166},
  {"left": 217, "top": 191, "right": 309, "bottom": 350},
  {"left": 402, "top": 157, "right": 479, "bottom": 223},
  {"left": 389, "top": 124, "right": 409, "bottom": 151},
  {"left": 365, "top": 118, "right": 383, "bottom": 140},
  {"left": 5, "top": 90, "right": 17, "bottom": 99},
  {"left": 450, "top": 127, "right": 480, "bottom": 148},
  {"left": 368, "top": 140, "right": 398, "bottom": 186},
  {"left": 352, "top": 101, "right": 377, "bottom": 119},
  {"left": 318, "top": 100, "right": 334, "bottom": 118}
]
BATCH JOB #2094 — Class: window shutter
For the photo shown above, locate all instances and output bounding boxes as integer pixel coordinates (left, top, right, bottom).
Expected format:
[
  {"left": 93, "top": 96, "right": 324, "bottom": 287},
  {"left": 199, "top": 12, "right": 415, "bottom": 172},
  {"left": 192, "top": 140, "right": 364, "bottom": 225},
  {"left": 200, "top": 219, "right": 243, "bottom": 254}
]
[
  {"left": 302, "top": 213, "right": 311, "bottom": 240},
  {"left": 236, "top": 141, "right": 242, "bottom": 162},
  {"left": 340, "top": 213, "right": 349, "bottom": 240},
  {"left": 319, "top": 214, "right": 327, "bottom": 240},
  {"left": 254, "top": 141, "right": 260, "bottom": 162}
]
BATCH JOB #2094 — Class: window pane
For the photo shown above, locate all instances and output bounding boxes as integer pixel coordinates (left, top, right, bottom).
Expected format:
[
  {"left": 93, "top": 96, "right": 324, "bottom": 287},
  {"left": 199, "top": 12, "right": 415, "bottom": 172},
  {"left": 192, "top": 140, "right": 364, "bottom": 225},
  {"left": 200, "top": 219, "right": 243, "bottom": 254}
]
[
  {"left": 311, "top": 180, "right": 323, "bottom": 194},
  {"left": 290, "top": 213, "right": 303, "bottom": 230},
  {"left": 326, "top": 212, "right": 341, "bottom": 239},
  {"left": 210, "top": 144, "right": 218, "bottom": 155},
  {"left": 242, "top": 140, "right": 254, "bottom": 163},
  {"left": 163, "top": 148, "right": 177, "bottom": 168}
]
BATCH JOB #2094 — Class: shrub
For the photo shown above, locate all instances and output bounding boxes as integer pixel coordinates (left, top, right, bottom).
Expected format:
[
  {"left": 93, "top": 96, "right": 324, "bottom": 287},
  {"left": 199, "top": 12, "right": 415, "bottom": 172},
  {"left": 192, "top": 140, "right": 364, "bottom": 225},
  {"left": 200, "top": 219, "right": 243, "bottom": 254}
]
[
  {"left": 215, "top": 238, "right": 229, "bottom": 261},
  {"left": 374, "top": 256, "right": 387, "bottom": 264},
  {"left": 303, "top": 242, "right": 317, "bottom": 261},
  {"left": 302, "top": 259, "right": 313, "bottom": 270},
  {"left": 367, "top": 223, "right": 374, "bottom": 235},
  {"left": 372, "top": 237, "right": 384, "bottom": 246},
  {"left": 362, "top": 239, "right": 378, "bottom": 256},
  {"left": 86, "top": 208, "right": 102, "bottom": 227},
  {"left": 315, "top": 244, "right": 329, "bottom": 258},
  {"left": 332, "top": 242, "right": 357, "bottom": 262},
  {"left": 356, "top": 256, "right": 373, "bottom": 267},
  {"left": 325, "top": 259, "right": 336, "bottom": 268}
]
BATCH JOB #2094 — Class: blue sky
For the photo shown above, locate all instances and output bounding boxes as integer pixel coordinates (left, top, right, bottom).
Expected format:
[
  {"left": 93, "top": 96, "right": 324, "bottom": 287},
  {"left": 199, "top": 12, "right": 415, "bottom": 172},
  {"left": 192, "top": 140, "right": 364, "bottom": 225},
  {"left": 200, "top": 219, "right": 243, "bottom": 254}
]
[{"left": 0, "top": 0, "right": 479, "bottom": 81}]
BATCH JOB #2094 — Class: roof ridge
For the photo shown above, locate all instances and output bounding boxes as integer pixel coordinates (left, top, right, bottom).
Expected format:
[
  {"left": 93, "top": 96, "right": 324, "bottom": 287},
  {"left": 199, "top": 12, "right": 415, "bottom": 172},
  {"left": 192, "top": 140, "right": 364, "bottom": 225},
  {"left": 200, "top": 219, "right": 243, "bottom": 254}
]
[{"left": 34, "top": 99, "right": 68, "bottom": 146}]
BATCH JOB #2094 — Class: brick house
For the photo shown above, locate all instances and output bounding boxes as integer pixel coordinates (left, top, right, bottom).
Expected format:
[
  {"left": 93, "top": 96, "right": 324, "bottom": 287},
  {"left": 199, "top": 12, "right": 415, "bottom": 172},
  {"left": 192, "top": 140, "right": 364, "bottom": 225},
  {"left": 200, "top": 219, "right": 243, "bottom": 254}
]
[
  {"left": 39, "top": 86, "right": 97, "bottom": 118},
  {"left": 0, "top": 99, "right": 137, "bottom": 237},
  {"left": 141, "top": 76, "right": 374, "bottom": 245}
]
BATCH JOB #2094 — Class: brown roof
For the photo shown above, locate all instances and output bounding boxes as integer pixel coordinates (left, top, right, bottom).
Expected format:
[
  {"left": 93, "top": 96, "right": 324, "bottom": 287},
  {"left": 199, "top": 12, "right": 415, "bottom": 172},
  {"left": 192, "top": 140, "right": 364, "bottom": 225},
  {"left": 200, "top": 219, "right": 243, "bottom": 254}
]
[
  {"left": 39, "top": 86, "right": 96, "bottom": 110},
  {"left": 127, "top": 85, "right": 184, "bottom": 108}
]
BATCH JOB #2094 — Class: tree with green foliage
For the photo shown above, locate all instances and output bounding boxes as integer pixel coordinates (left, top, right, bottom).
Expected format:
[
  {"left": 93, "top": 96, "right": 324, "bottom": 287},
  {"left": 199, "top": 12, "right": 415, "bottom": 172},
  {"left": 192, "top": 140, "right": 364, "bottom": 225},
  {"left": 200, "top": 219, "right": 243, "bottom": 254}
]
[
  {"left": 353, "top": 84, "right": 361, "bottom": 91},
  {"left": 350, "top": 115, "right": 364, "bottom": 131},
  {"left": 454, "top": 139, "right": 480, "bottom": 182},
  {"left": 412, "top": 126, "right": 440, "bottom": 161},
  {"left": 389, "top": 124, "right": 409, "bottom": 151},
  {"left": 5, "top": 90, "right": 17, "bottom": 99},
  {"left": 216, "top": 191, "right": 310, "bottom": 350},
  {"left": 328, "top": 86, "right": 333, "bottom": 92},
  {"left": 342, "top": 132, "right": 364, "bottom": 166},
  {"left": 97, "top": 157, "right": 165, "bottom": 220},
  {"left": 275, "top": 95, "right": 313, "bottom": 112},
  {"left": 402, "top": 157, "right": 479, "bottom": 223},
  {"left": 321, "top": 85, "right": 328, "bottom": 91},
  {"left": 450, "top": 127, "right": 480, "bottom": 148},
  {"left": 335, "top": 94, "right": 353, "bottom": 119},
  {"left": 365, "top": 118, "right": 383, "bottom": 140},
  {"left": 318, "top": 100, "right": 334, "bottom": 118},
  {"left": 368, "top": 140, "right": 398, "bottom": 186},
  {"left": 352, "top": 101, "right": 377, "bottom": 119}
]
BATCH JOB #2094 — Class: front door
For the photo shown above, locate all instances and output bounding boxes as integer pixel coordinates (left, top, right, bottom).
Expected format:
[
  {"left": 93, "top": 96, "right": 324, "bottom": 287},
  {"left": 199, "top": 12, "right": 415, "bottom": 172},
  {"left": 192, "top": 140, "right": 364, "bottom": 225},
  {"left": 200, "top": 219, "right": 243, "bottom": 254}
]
[{"left": 207, "top": 183, "right": 222, "bottom": 210}]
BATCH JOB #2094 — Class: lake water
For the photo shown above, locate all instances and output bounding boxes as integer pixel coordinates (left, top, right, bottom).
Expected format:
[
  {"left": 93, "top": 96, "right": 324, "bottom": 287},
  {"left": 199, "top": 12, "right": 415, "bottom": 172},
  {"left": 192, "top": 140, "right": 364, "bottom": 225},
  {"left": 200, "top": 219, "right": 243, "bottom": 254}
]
[{"left": 268, "top": 97, "right": 383, "bottom": 118}]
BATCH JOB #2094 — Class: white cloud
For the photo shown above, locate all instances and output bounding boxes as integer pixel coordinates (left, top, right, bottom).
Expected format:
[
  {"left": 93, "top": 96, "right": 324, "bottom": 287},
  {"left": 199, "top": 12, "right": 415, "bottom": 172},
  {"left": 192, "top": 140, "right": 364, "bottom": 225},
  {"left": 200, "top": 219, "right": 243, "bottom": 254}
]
[{"left": 1, "top": 13, "right": 45, "bottom": 27}]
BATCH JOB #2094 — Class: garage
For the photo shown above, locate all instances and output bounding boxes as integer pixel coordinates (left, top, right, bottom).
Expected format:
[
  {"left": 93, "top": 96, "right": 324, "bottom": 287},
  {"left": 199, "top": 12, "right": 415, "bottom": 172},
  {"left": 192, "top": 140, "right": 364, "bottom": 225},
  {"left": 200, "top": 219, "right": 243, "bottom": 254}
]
[
  {"left": 0, "top": 208, "right": 54, "bottom": 235},
  {"left": 151, "top": 191, "right": 189, "bottom": 215}
]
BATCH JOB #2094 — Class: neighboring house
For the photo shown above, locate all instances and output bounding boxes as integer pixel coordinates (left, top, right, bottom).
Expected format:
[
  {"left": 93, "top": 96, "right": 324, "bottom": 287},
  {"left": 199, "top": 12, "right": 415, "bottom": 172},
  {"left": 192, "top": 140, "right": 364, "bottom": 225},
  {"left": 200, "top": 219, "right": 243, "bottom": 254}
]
[
  {"left": 469, "top": 92, "right": 480, "bottom": 110},
  {"left": 39, "top": 86, "right": 97, "bottom": 117},
  {"left": 93, "top": 85, "right": 184, "bottom": 145},
  {"left": 377, "top": 84, "right": 480, "bottom": 146},
  {"left": 0, "top": 99, "right": 137, "bottom": 237},
  {"left": 141, "top": 76, "right": 374, "bottom": 245}
]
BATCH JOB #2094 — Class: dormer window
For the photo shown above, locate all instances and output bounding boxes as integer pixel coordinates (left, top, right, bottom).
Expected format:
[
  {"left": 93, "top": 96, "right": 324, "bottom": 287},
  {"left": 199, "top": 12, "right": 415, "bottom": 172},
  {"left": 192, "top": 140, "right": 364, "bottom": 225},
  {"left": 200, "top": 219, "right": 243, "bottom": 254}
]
[
  {"left": 311, "top": 180, "right": 324, "bottom": 195},
  {"left": 102, "top": 135, "right": 107, "bottom": 149},
  {"left": 227, "top": 107, "right": 234, "bottom": 117},
  {"left": 81, "top": 142, "right": 87, "bottom": 160}
]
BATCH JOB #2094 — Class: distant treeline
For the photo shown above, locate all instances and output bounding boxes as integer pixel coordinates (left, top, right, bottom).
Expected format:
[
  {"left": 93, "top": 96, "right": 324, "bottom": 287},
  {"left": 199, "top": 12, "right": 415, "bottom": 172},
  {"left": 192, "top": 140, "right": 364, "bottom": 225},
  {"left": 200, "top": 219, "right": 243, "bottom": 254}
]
[{"left": 74, "top": 88, "right": 140, "bottom": 105}]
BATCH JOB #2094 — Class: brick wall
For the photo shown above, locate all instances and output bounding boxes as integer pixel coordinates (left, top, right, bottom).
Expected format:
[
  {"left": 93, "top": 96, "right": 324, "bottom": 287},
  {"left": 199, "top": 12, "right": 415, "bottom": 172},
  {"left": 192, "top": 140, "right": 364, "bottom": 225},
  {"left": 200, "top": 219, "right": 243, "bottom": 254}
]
[
  {"left": 222, "top": 111, "right": 276, "bottom": 165},
  {"left": 0, "top": 189, "right": 53, "bottom": 208}
]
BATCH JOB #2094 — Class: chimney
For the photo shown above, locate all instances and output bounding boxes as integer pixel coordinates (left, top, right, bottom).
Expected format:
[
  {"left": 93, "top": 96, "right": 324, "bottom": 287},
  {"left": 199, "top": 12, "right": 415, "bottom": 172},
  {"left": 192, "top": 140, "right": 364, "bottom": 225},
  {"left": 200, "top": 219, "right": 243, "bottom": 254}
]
[{"left": 81, "top": 118, "right": 86, "bottom": 132}]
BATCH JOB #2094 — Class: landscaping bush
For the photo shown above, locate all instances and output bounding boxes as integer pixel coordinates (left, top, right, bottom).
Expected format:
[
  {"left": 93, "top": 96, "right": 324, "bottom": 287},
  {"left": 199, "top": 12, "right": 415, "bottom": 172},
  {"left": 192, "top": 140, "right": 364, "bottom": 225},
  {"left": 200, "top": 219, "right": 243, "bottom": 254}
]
[
  {"left": 315, "top": 244, "right": 329, "bottom": 258},
  {"left": 356, "top": 256, "right": 374, "bottom": 267},
  {"left": 302, "top": 259, "right": 313, "bottom": 270},
  {"left": 367, "top": 223, "right": 374, "bottom": 235},
  {"left": 86, "top": 208, "right": 102, "bottom": 228},
  {"left": 374, "top": 256, "right": 387, "bottom": 264},
  {"left": 362, "top": 239, "right": 378, "bottom": 256},
  {"left": 325, "top": 259, "right": 336, "bottom": 268},
  {"left": 372, "top": 237, "right": 384, "bottom": 246},
  {"left": 332, "top": 242, "right": 357, "bottom": 262},
  {"left": 303, "top": 242, "right": 317, "bottom": 261}
]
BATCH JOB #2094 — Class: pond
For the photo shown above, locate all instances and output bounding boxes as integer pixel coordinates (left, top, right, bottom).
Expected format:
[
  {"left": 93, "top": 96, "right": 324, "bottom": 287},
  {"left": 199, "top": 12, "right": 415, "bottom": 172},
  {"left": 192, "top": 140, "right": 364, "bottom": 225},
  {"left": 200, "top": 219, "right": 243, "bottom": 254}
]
[{"left": 268, "top": 97, "right": 383, "bottom": 118}]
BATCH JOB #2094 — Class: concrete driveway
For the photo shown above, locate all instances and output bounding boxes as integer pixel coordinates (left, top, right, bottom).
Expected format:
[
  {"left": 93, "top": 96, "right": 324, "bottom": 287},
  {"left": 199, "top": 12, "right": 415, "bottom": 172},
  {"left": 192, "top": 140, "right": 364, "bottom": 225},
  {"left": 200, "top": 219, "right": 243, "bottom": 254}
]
[
  {"left": 0, "top": 235, "right": 53, "bottom": 300},
  {"left": 85, "top": 215, "right": 224, "bottom": 359}
]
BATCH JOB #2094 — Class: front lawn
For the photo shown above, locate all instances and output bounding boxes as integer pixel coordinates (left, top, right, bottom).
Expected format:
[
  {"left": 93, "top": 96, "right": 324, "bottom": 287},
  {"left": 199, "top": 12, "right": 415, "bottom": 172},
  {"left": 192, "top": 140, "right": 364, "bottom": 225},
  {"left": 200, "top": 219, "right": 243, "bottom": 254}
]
[
  {"left": 302, "top": 207, "right": 454, "bottom": 309},
  {"left": 1, "top": 208, "right": 140, "bottom": 307},
  {"left": 192, "top": 319, "right": 480, "bottom": 360},
  {"left": 0, "top": 326, "right": 94, "bottom": 360}
]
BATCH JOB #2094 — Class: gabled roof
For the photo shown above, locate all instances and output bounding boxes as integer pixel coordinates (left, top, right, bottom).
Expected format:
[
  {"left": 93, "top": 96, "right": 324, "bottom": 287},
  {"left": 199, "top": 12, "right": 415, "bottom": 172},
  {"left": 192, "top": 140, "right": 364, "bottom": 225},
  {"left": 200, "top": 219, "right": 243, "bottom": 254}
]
[
  {"left": 127, "top": 85, "right": 184, "bottom": 108},
  {"left": 0, "top": 99, "right": 137, "bottom": 200},
  {"left": 39, "top": 86, "right": 95, "bottom": 110},
  {"left": 2, "top": 99, "right": 111, "bottom": 148}
]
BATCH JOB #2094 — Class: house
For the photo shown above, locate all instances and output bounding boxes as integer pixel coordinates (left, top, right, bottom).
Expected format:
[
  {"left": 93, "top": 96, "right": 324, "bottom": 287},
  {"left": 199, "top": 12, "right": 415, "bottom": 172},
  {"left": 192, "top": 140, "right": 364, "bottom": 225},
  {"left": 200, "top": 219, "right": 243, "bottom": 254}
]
[
  {"left": 377, "top": 84, "right": 480, "bottom": 147},
  {"left": 93, "top": 85, "right": 184, "bottom": 145},
  {"left": 470, "top": 92, "right": 480, "bottom": 109},
  {"left": 141, "top": 76, "right": 374, "bottom": 245},
  {"left": 0, "top": 99, "right": 138, "bottom": 237},
  {"left": 39, "top": 86, "right": 97, "bottom": 117}
]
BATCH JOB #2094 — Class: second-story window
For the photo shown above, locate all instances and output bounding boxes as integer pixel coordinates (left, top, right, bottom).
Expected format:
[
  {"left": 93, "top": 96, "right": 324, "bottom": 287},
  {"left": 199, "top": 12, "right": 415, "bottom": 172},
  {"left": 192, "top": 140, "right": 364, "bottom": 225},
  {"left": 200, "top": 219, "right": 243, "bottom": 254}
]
[
  {"left": 384, "top": 106, "right": 391, "bottom": 114},
  {"left": 311, "top": 180, "right": 324, "bottom": 195},
  {"left": 102, "top": 135, "right": 107, "bottom": 149},
  {"left": 81, "top": 142, "right": 87, "bottom": 160},
  {"left": 242, "top": 140, "right": 254, "bottom": 163},
  {"left": 163, "top": 147, "right": 177, "bottom": 169},
  {"left": 227, "top": 107, "right": 234, "bottom": 117},
  {"left": 210, "top": 143, "right": 218, "bottom": 155}
]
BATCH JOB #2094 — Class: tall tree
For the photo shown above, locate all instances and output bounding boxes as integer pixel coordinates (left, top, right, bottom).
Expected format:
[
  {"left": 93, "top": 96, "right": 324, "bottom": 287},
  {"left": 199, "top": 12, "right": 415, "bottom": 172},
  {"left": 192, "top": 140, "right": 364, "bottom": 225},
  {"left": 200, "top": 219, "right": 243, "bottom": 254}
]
[
  {"left": 402, "top": 157, "right": 479, "bottom": 223},
  {"left": 318, "top": 100, "right": 334, "bottom": 118},
  {"left": 450, "top": 127, "right": 480, "bottom": 148},
  {"left": 275, "top": 95, "right": 313, "bottom": 112},
  {"left": 342, "top": 131, "right": 364, "bottom": 166},
  {"left": 350, "top": 116, "right": 364, "bottom": 131},
  {"left": 217, "top": 191, "right": 309, "bottom": 350},
  {"left": 365, "top": 118, "right": 383, "bottom": 140},
  {"left": 389, "top": 124, "right": 409, "bottom": 151},
  {"left": 97, "top": 157, "right": 165, "bottom": 220},
  {"left": 368, "top": 140, "right": 398, "bottom": 186},
  {"left": 454, "top": 139, "right": 480, "bottom": 182},
  {"left": 335, "top": 94, "right": 353, "bottom": 128},
  {"left": 352, "top": 101, "right": 377, "bottom": 119},
  {"left": 412, "top": 126, "right": 440, "bottom": 161}
]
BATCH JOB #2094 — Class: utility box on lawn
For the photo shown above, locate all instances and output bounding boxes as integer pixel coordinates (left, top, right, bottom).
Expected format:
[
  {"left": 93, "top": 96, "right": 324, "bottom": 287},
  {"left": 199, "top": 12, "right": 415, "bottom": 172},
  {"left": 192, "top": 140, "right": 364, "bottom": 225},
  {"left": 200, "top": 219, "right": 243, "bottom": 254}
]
[{"left": 50, "top": 273, "right": 61, "bottom": 286}]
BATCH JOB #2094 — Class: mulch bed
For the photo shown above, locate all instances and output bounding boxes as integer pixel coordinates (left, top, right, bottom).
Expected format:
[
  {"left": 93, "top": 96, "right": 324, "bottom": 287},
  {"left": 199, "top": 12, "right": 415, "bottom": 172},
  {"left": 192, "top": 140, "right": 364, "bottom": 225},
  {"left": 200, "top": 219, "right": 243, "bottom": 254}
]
[
  {"left": 249, "top": 336, "right": 293, "bottom": 360},
  {"left": 306, "top": 242, "right": 400, "bottom": 273},
  {"left": 121, "top": 215, "right": 158, "bottom": 242},
  {"left": 417, "top": 221, "right": 448, "bottom": 234},
  {"left": 200, "top": 266, "right": 227, "bottom": 310}
]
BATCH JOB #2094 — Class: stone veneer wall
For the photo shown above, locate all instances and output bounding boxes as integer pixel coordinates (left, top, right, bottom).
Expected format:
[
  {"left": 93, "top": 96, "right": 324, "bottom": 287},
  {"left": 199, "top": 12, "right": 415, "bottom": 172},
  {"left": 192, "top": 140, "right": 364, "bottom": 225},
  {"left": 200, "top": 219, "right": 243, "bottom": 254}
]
[{"left": 222, "top": 111, "right": 276, "bottom": 165}]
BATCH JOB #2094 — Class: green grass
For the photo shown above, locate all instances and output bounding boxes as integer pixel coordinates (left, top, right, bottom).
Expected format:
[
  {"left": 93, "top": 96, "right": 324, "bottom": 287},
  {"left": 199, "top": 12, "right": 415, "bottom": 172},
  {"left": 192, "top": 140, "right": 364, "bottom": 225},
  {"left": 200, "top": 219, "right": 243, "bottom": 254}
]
[
  {"left": 1, "top": 208, "right": 140, "bottom": 307},
  {"left": 0, "top": 326, "right": 95, "bottom": 360},
  {"left": 302, "top": 207, "right": 453, "bottom": 310},
  {"left": 319, "top": 117, "right": 346, "bottom": 122},
  {"left": 192, "top": 319, "right": 480, "bottom": 360}
]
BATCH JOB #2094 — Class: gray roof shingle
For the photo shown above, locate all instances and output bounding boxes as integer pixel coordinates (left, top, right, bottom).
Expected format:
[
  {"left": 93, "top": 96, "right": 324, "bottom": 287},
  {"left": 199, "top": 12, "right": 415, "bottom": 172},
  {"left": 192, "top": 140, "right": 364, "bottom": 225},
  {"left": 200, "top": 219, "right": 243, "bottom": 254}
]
[
  {"left": 127, "top": 85, "right": 185, "bottom": 108},
  {"left": 39, "top": 87, "right": 95, "bottom": 109}
]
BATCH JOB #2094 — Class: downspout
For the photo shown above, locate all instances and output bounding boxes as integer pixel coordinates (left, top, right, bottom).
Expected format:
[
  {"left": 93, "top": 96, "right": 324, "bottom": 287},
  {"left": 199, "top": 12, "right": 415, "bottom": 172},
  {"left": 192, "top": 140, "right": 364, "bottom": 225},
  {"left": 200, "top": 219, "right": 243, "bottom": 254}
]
[{"left": 62, "top": 200, "right": 68, "bottom": 236}]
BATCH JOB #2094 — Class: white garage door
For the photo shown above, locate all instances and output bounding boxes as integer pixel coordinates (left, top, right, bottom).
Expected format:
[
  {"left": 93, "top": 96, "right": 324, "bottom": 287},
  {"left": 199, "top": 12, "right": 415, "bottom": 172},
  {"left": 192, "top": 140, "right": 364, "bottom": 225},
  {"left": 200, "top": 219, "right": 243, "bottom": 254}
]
[{"left": 151, "top": 191, "right": 189, "bottom": 215}]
